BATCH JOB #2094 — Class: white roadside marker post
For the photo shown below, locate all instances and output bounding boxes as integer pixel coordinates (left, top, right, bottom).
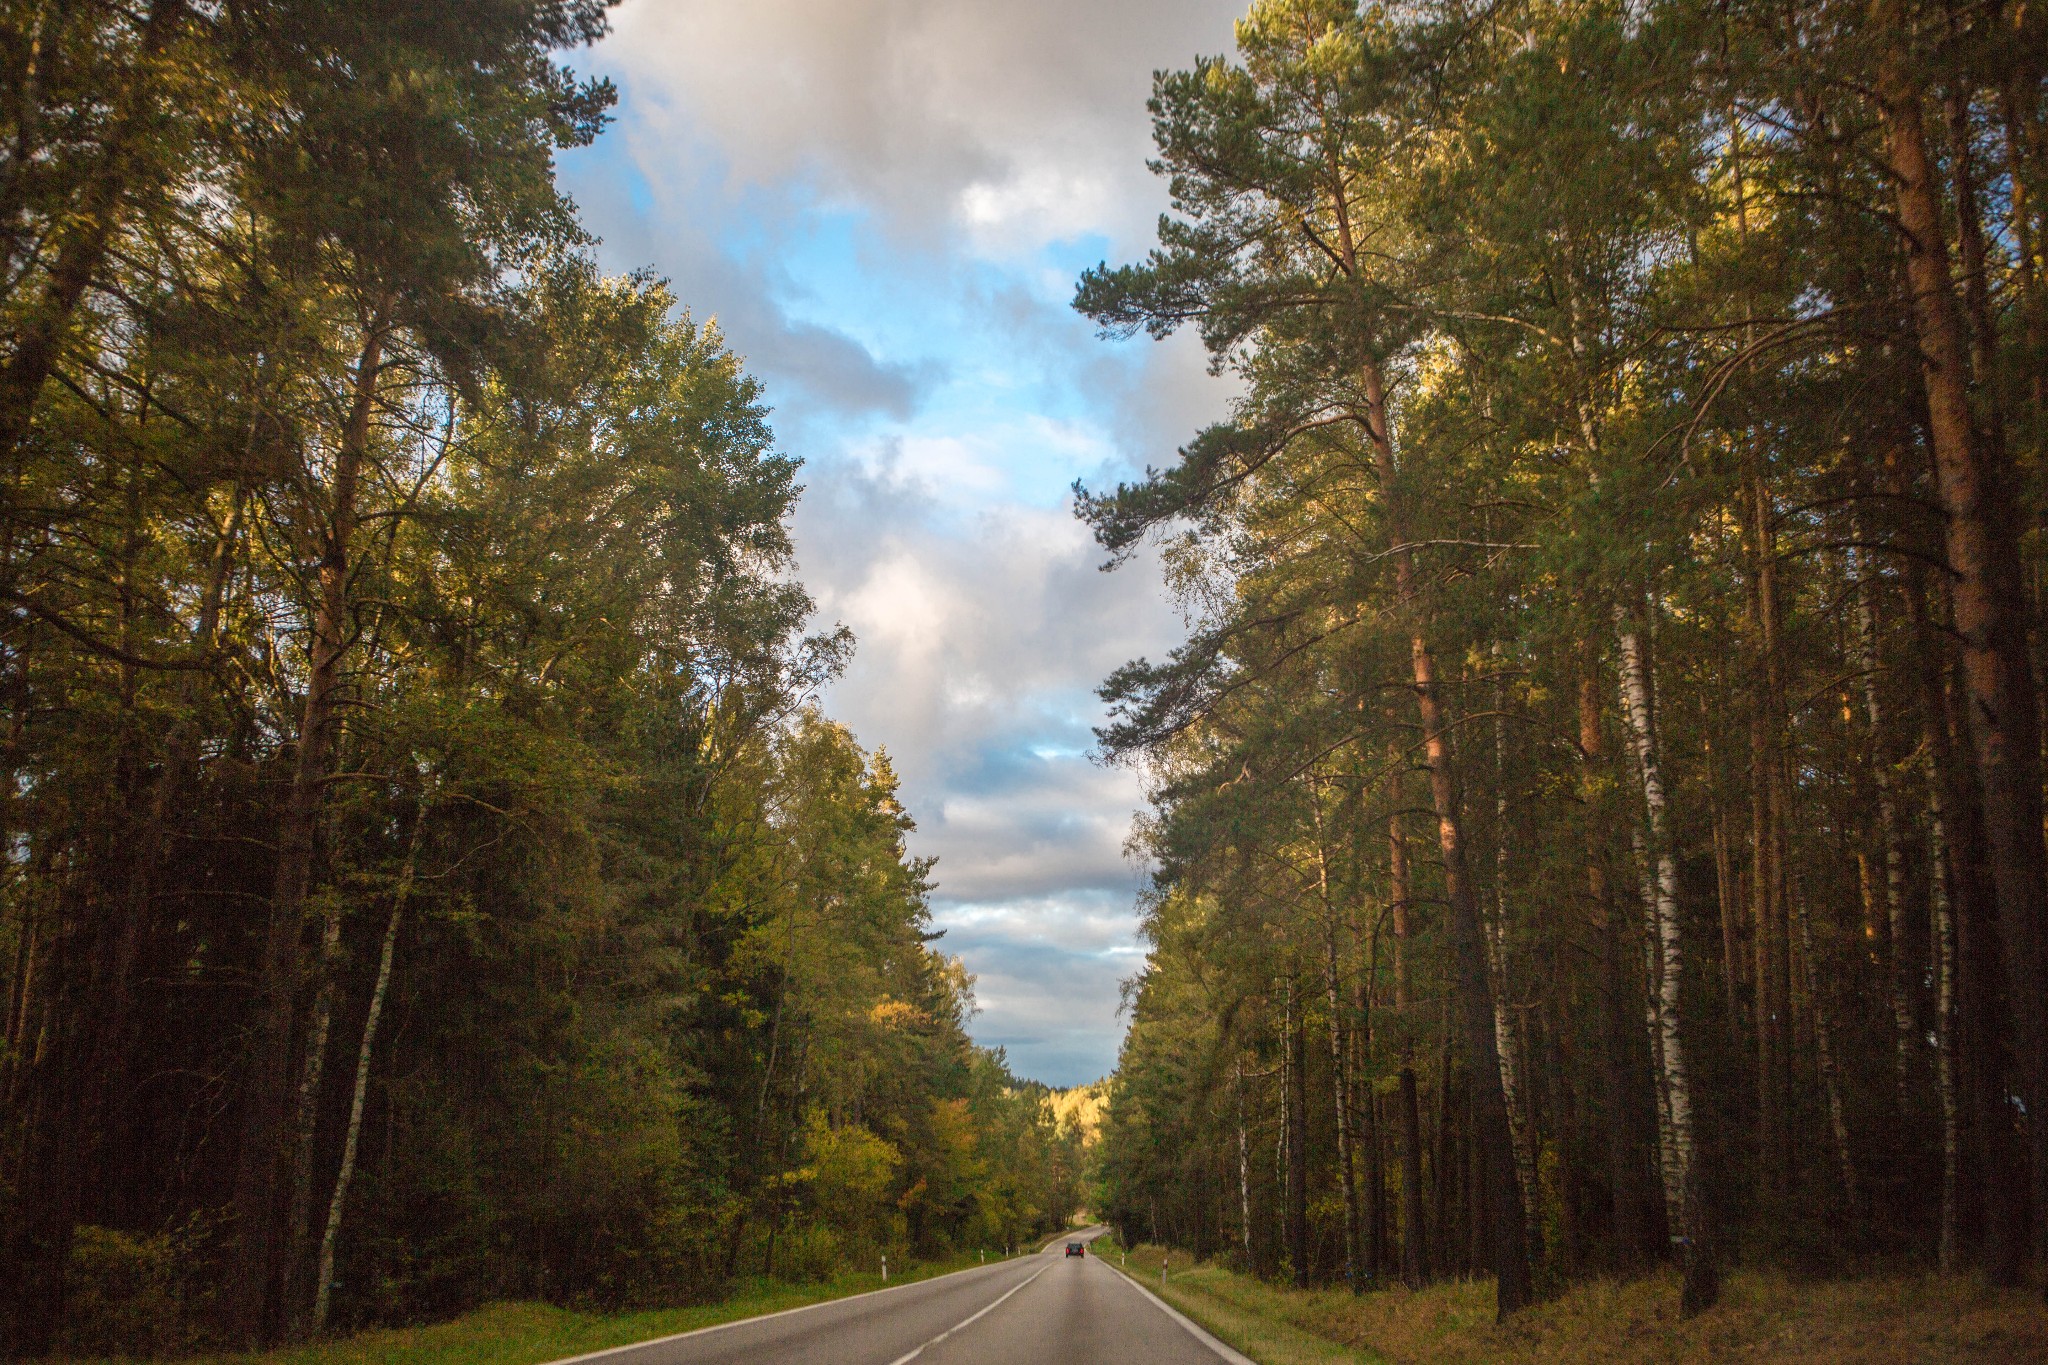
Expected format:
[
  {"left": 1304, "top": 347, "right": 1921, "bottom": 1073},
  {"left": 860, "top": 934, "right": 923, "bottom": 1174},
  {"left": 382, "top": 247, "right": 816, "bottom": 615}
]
[{"left": 882, "top": 1255, "right": 888, "bottom": 1284}]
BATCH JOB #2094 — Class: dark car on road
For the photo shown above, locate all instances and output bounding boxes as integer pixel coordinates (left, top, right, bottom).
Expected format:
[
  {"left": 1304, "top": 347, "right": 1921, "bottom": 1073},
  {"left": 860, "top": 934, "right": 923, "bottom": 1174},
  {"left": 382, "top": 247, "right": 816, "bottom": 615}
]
[{"left": 1065, "top": 1241, "right": 1085, "bottom": 1257}]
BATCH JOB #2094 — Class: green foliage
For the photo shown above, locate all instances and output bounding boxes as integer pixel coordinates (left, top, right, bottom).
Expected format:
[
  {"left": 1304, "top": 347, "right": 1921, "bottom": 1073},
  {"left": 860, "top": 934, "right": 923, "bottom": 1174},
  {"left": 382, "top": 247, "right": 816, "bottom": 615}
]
[
  {"left": 0, "top": 2, "right": 1079, "bottom": 1353},
  {"left": 57, "top": 1224, "right": 215, "bottom": 1360},
  {"left": 1079, "top": 0, "right": 2047, "bottom": 1318}
]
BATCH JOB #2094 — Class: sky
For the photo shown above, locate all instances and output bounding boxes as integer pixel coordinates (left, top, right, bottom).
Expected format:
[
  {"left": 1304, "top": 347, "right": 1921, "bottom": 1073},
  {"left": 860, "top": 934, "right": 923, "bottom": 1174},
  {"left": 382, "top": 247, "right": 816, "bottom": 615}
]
[{"left": 557, "top": 0, "right": 1248, "bottom": 1087}]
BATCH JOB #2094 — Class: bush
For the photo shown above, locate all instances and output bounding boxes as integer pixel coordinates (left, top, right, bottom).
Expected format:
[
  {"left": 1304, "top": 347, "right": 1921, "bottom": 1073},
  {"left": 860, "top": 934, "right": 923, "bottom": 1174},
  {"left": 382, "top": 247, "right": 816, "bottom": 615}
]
[
  {"left": 59, "top": 1222, "right": 211, "bottom": 1358},
  {"left": 773, "top": 1224, "right": 841, "bottom": 1284}
]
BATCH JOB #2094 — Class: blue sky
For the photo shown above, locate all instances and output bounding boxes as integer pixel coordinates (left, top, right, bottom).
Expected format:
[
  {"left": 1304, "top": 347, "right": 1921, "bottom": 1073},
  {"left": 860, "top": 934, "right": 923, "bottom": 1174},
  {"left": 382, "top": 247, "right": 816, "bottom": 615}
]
[{"left": 558, "top": 0, "right": 1246, "bottom": 1086}]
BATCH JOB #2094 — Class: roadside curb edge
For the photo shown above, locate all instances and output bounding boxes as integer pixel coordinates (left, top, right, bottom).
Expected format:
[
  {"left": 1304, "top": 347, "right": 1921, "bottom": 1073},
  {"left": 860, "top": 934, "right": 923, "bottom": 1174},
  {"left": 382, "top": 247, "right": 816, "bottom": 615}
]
[{"left": 1102, "top": 1259, "right": 1259, "bottom": 1365}]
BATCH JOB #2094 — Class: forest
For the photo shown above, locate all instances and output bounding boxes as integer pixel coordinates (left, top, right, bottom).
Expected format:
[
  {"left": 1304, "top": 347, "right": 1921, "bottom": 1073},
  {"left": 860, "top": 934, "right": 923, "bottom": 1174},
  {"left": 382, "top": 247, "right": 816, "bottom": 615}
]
[
  {"left": 1082, "top": 0, "right": 2048, "bottom": 1326},
  {"left": 0, "top": 1, "right": 1086, "bottom": 1357}
]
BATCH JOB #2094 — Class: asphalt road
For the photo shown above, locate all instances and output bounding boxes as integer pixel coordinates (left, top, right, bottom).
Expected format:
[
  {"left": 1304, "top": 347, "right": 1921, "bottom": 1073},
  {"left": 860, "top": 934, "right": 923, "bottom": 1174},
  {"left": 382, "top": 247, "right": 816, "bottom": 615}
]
[{"left": 548, "top": 1227, "right": 1251, "bottom": 1365}]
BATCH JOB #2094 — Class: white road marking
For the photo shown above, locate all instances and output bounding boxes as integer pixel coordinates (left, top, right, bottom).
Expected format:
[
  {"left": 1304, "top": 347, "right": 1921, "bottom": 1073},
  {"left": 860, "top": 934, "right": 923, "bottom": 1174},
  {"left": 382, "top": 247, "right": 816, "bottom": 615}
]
[
  {"left": 541, "top": 1256, "right": 1029, "bottom": 1365},
  {"left": 1103, "top": 1258, "right": 1258, "bottom": 1364},
  {"left": 883, "top": 1261, "right": 1054, "bottom": 1365}
]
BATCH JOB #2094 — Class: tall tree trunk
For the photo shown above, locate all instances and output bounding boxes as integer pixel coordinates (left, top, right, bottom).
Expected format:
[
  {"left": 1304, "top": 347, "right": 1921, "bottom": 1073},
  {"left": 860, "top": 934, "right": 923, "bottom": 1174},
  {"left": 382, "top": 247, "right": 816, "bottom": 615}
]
[
  {"left": 1235, "top": 1061, "right": 1253, "bottom": 1267},
  {"left": 1311, "top": 794, "right": 1363, "bottom": 1292},
  {"left": 1580, "top": 654, "right": 1658, "bottom": 1272},
  {"left": 312, "top": 855, "right": 409, "bottom": 1337},
  {"left": 1489, "top": 681, "right": 1542, "bottom": 1270},
  {"left": 1789, "top": 878, "right": 1860, "bottom": 1208},
  {"left": 2002, "top": 84, "right": 2048, "bottom": 422},
  {"left": 1872, "top": 24, "right": 2048, "bottom": 1290},
  {"left": 1364, "top": 1087, "right": 1387, "bottom": 1280},
  {"left": 1925, "top": 706, "right": 1962, "bottom": 1272},
  {"left": 231, "top": 326, "right": 384, "bottom": 1344},
  {"left": 1388, "top": 772, "right": 1430, "bottom": 1288},
  {"left": 1466, "top": 1081, "right": 1489, "bottom": 1274},
  {"left": 1709, "top": 805, "right": 1745, "bottom": 1042},
  {"left": 282, "top": 900, "right": 345, "bottom": 1336},
  {"left": 1615, "top": 610, "right": 1719, "bottom": 1315},
  {"left": 1851, "top": 539, "right": 1917, "bottom": 1108},
  {"left": 1631, "top": 821, "right": 1681, "bottom": 1223},
  {"left": 1, "top": 899, "right": 33, "bottom": 1076},
  {"left": 1313, "top": 130, "right": 1527, "bottom": 1304},
  {"left": 1284, "top": 976, "right": 1309, "bottom": 1288},
  {"left": 1915, "top": 569, "right": 2024, "bottom": 1277},
  {"left": 1358, "top": 359, "right": 1532, "bottom": 1317},
  {"left": 1540, "top": 1012, "right": 1584, "bottom": 1275},
  {"left": 1431, "top": 1027, "right": 1454, "bottom": 1275},
  {"left": 1944, "top": 88, "right": 2009, "bottom": 468},
  {"left": 1744, "top": 466, "right": 1794, "bottom": 1207}
]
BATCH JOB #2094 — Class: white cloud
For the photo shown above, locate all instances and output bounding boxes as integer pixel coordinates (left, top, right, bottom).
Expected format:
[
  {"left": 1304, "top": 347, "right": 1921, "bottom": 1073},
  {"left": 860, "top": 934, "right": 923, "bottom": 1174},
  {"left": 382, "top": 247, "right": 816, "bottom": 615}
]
[
  {"left": 561, "top": 0, "right": 1249, "bottom": 1084},
  {"left": 793, "top": 460, "right": 1180, "bottom": 1080}
]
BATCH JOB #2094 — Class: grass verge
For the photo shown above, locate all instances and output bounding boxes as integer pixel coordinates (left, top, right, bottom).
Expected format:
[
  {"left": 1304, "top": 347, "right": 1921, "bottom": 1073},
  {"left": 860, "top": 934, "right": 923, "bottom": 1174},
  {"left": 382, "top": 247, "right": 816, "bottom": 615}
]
[
  {"left": 1096, "top": 1237, "right": 1374, "bottom": 1365},
  {"left": 53, "top": 1248, "right": 1020, "bottom": 1365},
  {"left": 1101, "top": 1241, "right": 2048, "bottom": 1365}
]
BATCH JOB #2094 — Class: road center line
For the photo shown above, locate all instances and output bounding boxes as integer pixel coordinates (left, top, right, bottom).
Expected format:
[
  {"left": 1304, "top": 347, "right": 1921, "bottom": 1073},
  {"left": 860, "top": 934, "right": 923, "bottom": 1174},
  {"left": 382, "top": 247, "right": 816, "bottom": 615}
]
[
  {"left": 883, "top": 1260, "right": 1052, "bottom": 1365},
  {"left": 542, "top": 1257, "right": 1021, "bottom": 1365}
]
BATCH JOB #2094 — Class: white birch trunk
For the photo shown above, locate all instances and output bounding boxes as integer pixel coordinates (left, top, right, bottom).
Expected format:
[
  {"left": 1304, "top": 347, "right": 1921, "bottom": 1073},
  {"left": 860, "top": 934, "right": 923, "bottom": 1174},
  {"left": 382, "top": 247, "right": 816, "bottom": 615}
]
[
  {"left": 1236, "top": 1061, "right": 1253, "bottom": 1265},
  {"left": 284, "top": 899, "right": 346, "bottom": 1324},
  {"left": 311, "top": 827, "right": 417, "bottom": 1336},
  {"left": 1488, "top": 679, "right": 1541, "bottom": 1260},
  {"left": 1928, "top": 763, "right": 1960, "bottom": 1271},
  {"left": 1631, "top": 821, "right": 1682, "bottom": 1222},
  {"left": 1615, "top": 616, "right": 1695, "bottom": 1238},
  {"left": 1322, "top": 930, "right": 1361, "bottom": 1289},
  {"left": 1790, "top": 882, "right": 1859, "bottom": 1205},
  {"left": 1311, "top": 799, "right": 1363, "bottom": 1291},
  {"left": 1851, "top": 542, "right": 1915, "bottom": 1105},
  {"left": 1276, "top": 986, "right": 1290, "bottom": 1197}
]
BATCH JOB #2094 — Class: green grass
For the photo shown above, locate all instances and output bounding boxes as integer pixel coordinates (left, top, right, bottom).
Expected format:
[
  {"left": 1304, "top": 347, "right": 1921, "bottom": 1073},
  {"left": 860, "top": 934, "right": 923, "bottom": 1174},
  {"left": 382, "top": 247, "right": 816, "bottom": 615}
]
[
  {"left": 1098, "top": 1243, "right": 2048, "bottom": 1365},
  {"left": 53, "top": 1250, "right": 1018, "bottom": 1365},
  {"left": 1100, "top": 1240, "right": 1376, "bottom": 1365}
]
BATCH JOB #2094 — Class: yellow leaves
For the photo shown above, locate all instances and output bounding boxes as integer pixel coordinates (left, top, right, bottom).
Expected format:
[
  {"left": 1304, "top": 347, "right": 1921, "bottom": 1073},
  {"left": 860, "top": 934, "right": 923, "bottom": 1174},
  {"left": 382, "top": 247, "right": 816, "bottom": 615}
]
[
  {"left": 1043, "top": 1081, "right": 1108, "bottom": 1145},
  {"left": 932, "top": 1096, "right": 978, "bottom": 1156},
  {"left": 869, "top": 998, "right": 928, "bottom": 1030},
  {"left": 803, "top": 1111, "right": 902, "bottom": 1215},
  {"left": 1410, "top": 335, "right": 1466, "bottom": 403}
]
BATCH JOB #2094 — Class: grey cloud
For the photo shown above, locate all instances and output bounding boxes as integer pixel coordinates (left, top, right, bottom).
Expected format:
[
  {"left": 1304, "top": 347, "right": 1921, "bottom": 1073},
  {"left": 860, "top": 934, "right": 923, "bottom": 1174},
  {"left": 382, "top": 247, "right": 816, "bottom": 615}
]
[
  {"left": 765, "top": 320, "right": 931, "bottom": 420},
  {"left": 940, "top": 893, "right": 1140, "bottom": 956},
  {"left": 599, "top": 0, "right": 1248, "bottom": 253},
  {"left": 940, "top": 894, "right": 1145, "bottom": 1083}
]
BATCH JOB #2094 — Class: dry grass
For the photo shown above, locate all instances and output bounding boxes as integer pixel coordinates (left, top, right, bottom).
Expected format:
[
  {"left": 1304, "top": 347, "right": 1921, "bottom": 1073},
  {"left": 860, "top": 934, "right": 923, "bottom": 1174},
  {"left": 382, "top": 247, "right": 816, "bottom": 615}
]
[{"left": 1111, "top": 1243, "right": 2048, "bottom": 1365}]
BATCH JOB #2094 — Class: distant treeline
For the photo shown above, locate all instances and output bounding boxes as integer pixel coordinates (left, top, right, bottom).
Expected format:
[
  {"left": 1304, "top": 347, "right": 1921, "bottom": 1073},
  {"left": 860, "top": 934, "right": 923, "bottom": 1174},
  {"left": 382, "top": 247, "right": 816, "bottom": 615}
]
[
  {"left": 0, "top": 1, "right": 1083, "bottom": 1356},
  {"left": 1082, "top": 0, "right": 2047, "bottom": 1322}
]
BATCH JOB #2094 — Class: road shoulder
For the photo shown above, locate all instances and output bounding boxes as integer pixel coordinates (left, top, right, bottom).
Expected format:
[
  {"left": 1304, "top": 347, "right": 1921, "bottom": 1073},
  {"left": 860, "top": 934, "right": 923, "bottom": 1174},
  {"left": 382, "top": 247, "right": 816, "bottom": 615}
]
[{"left": 1098, "top": 1255, "right": 1263, "bottom": 1365}]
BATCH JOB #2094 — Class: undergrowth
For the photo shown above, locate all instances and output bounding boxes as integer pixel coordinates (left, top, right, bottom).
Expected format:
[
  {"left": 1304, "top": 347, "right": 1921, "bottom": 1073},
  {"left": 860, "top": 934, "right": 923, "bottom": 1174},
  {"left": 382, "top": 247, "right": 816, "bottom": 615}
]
[{"left": 1108, "top": 1243, "right": 2048, "bottom": 1365}]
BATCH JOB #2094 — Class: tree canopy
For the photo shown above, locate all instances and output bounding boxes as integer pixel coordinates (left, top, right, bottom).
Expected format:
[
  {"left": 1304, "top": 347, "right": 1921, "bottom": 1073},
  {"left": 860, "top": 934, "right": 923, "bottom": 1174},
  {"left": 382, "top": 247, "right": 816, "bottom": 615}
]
[
  {"left": 0, "top": 3, "right": 1083, "bottom": 1354},
  {"left": 1081, "top": 0, "right": 2047, "bottom": 1322}
]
